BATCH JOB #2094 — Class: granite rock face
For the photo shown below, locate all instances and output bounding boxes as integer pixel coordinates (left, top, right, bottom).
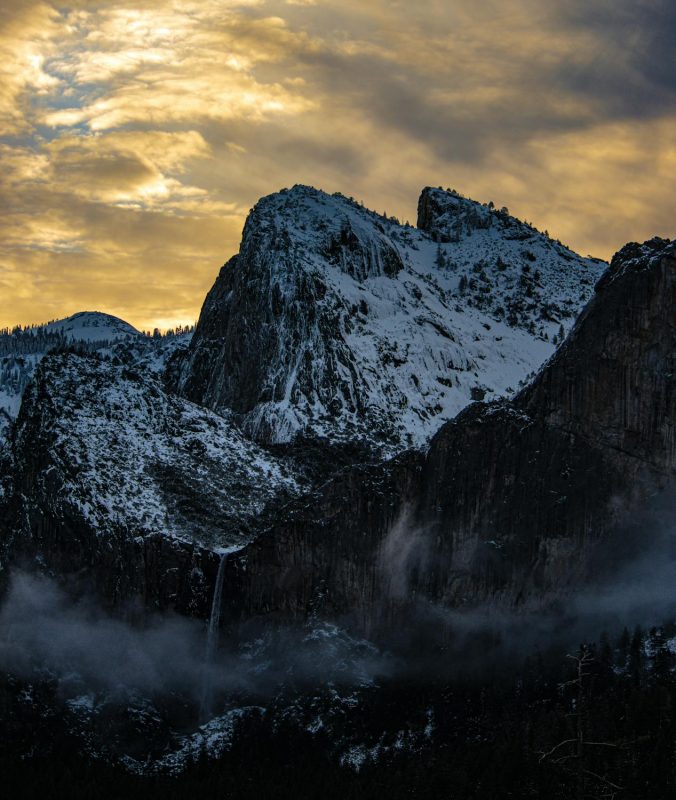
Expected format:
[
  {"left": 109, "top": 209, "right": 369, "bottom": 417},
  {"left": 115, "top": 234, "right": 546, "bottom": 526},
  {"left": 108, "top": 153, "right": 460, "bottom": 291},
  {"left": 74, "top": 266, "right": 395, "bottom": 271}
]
[
  {"left": 221, "top": 238, "right": 675, "bottom": 628},
  {"left": 520, "top": 237, "right": 675, "bottom": 472},
  {"left": 171, "top": 185, "right": 602, "bottom": 454},
  {"left": 0, "top": 183, "right": 668, "bottom": 632},
  {"left": 1, "top": 352, "right": 303, "bottom": 614}
]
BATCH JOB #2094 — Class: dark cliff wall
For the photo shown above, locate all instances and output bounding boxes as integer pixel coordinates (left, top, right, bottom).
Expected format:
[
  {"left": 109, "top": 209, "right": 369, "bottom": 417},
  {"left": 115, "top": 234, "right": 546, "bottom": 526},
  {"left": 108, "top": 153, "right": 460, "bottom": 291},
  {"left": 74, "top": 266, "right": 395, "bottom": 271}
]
[
  {"left": 519, "top": 238, "right": 675, "bottom": 471},
  {"left": 1, "top": 239, "right": 672, "bottom": 630},
  {"left": 223, "top": 239, "right": 675, "bottom": 626},
  {"left": 223, "top": 453, "right": 422, "bottom": 631}
]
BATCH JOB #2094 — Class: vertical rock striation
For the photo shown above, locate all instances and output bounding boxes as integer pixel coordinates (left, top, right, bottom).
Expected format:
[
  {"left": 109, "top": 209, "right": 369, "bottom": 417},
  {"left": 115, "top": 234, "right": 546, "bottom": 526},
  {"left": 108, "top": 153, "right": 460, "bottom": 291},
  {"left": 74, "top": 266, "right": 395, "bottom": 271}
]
[{"left": 224, "top": 238, "right": 675, "bottom": 626}]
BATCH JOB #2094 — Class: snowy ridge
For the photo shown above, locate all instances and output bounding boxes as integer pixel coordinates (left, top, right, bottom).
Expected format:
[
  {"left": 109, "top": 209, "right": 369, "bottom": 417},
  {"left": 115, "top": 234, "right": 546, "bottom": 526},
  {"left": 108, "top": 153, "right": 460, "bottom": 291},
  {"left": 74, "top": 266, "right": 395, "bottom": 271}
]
[
  {"left": 417, "top": 186, "right": 606, "bottom": 330},
  {"left": 16, "top": 352, "right": 303, "bottom": 550},
  {"left": 177, "top": 184, "right": 606, "bottom": 453},
  {"left": 0, "top": 312, "right": 192, "bottom": 421},
  {"left": 40, "top": 310, "right": 141, "bottom": 342}
]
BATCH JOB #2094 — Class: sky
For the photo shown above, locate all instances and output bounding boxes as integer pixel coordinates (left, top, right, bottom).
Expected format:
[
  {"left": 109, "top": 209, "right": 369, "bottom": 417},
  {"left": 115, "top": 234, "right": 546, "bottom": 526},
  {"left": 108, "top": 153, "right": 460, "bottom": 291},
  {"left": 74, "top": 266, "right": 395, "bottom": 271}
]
[{"left": 1, "top": 0, "right": 675, "bottom": 331}]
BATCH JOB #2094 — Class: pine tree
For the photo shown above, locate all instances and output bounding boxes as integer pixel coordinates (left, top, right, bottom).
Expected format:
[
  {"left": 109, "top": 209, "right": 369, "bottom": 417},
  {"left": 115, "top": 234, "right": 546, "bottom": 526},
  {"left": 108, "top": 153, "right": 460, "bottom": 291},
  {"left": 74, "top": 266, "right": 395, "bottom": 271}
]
[{"left": 628, "top": 625, "right": 644, "bottom": 686}]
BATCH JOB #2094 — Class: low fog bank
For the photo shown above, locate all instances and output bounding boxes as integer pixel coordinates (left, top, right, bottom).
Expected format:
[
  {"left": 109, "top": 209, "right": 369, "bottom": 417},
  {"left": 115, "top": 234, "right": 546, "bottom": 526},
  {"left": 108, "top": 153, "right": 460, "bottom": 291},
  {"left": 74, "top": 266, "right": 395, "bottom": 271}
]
[
  {"left": 0, "top": 572, "right": 218, "bottom": 699},
  {"left": 379, "top": 489, "right": 676, "bottom": 675},
  {"left": 0, "top": 572, "right": 390, "bottom": 704},
  {"left": 0, "top": 488, "right": 673, "bottom": 704}
]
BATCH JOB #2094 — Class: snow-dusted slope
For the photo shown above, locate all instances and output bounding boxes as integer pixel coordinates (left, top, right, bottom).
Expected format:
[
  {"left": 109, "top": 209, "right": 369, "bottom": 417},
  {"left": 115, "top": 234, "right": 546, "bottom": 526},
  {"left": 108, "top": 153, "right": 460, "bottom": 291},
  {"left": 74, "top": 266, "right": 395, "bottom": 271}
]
[
  {"left": 0, "top": 312, "right": 191, "bottom": 422},
  {"left": 174, "top": 185, "right": 606, "bottom": 453},
  {"left": 0, "top": 355, "right": 40, "bottom": 420},
  {"left": 417, "top": 187, "right": 606, "bottom": 330},
  {"left": 15, "top": 352, "right": 301, "bottom": 551},
  {"left": 41, "top": 311, "right": 141, "bottom": 342}
]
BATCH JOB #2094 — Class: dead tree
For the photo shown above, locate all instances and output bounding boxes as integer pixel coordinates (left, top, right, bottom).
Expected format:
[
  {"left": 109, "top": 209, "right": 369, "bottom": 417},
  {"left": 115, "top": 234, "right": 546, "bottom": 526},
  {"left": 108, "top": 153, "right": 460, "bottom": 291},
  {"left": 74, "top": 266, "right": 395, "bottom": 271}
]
[{"left": 539, "top": 646, "right": 624, "bottom": 800}]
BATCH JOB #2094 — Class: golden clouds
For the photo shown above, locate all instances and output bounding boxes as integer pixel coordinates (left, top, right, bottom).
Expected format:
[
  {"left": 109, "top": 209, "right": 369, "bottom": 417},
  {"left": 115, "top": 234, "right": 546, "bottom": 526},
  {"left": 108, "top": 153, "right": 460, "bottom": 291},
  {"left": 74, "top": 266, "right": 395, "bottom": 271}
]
[
  {"left": 523, "top": 119, "right": 676, "bottom": 256},
  {"left": 0, "top": 1, "right": 316, "bottom": 329},
  {"left": 42, "top": 5, "right": 316, "bottom": 131},
  {"left": 44, "top": 131, "right": 215, "bottom": 206},
  {"left": 0, "top": 2, "right": 60, "bottom": 134},
  {"left": 0, "top": 0, "right": 674, "bottom": 330}
]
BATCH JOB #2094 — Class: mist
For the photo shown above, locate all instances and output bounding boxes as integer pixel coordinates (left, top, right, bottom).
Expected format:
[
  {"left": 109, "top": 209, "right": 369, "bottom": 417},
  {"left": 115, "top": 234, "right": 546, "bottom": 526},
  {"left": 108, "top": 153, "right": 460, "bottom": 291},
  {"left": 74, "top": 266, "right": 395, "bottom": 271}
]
[
  {"left": 0, "top": 489, "right": 673, "bottom": 709},
  {"left": 0, "top": 571, "right": 391, "bottom": 707},
  {"left": 0, "top": 572, "right": 222, "bottom": 700},
  {"left": 374, "top": 489, "right": 676, "bottom": 677}
]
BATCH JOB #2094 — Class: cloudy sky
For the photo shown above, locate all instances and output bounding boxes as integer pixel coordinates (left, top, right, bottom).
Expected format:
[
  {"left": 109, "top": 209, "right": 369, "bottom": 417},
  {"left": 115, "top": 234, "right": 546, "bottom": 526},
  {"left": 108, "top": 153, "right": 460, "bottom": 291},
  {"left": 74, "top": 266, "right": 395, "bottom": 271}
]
[{"left": 2, "top": 0, "right": 675, "bottom": 331}]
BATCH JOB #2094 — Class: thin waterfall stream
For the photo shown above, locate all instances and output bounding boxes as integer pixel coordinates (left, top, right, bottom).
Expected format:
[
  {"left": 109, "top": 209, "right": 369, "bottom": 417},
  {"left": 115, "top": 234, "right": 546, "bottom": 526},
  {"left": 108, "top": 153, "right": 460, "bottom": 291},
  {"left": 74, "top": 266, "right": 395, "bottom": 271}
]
[{"left": 199, "top": 552, "right": 228, "bottom": 722}]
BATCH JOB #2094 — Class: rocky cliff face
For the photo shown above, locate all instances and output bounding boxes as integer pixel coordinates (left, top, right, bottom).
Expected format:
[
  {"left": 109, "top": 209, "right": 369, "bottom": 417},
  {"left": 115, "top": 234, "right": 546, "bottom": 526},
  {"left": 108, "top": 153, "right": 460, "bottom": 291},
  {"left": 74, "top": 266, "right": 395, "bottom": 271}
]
[
  {"left": 519, "top": 237, "right": 675, "bottom": 472},
  {"left": 2, "top": 352, "right": 303, "bottom": 613},
  {"left": 221, "top": 238, "right": 674, "bottom": 628},
  {"left": 0, "top": 187, "right": 667, "bottom": 633},
  {"left": 171, "top": 185, "right": 603, "bottom": 453}
]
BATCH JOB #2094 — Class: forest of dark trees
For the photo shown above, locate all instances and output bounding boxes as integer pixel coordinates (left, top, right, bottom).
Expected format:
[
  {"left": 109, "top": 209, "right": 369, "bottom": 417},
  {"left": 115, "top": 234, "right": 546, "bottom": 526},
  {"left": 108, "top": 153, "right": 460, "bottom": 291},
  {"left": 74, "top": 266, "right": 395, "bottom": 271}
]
[
  {"left": 1, "top": 623, "right": 673, "bottom": 800},
  {"left": 0, "top": 324, "right": 195, "bottom": 405},
  {"left": 0, "top": 323, "right": 195, "bottom": 355}
]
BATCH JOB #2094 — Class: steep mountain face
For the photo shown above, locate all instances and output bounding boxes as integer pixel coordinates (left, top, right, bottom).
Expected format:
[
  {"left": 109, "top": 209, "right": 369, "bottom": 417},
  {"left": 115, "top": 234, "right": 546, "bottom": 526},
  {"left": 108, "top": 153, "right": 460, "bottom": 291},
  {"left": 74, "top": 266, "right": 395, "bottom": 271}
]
[
  {"left": 220, "top": 238, "right": 674, "bottom": 626},
  {"left": 3, "top": 352, "right": 302, "bottom": 612},
  {"left": 172, "top": 185, "right": 604, "bottom": 453},
  {"left": 417, "top": 187, "right": 604, "bottom": 329},
  {"left": 519, "top": 237, "right": 675, "bottom": 472}
]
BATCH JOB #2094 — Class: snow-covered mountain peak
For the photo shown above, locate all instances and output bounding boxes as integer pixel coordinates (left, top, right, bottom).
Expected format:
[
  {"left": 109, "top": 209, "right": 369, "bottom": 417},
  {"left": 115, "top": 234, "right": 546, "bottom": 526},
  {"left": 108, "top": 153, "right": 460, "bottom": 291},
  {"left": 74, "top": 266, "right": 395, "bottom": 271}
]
[
  {"left": 0, "top": 312, "right": 190, "bottom": 424},
  {"left": 173, "top": 184, "right": 607, "bottom": 453},
  {"left": 242, "top": 184, "right": 405, "bottom": 282},
  {"left": 42, "top": 311, "right": 141, "bottom": 342},
  {"left": 2, "top": 183, "right": 608, "bottom": 459},
  {"left": 418, "top": 186, "right": 564, "bottom": 247}
]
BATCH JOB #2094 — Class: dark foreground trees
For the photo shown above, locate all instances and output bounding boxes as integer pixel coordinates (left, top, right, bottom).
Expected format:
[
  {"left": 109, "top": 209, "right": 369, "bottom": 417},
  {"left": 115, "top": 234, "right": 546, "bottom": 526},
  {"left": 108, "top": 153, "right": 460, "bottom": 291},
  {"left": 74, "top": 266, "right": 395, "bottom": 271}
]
[{"left": 1, "top": 625, "right": 674, "bottom": 800}]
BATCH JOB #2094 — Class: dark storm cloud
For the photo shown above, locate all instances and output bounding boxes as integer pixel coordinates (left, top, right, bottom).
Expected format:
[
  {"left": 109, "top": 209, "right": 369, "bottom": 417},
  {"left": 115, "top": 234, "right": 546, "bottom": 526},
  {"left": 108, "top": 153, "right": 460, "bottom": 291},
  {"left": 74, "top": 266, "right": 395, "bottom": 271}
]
[
  {"left": 295, "top": 46, "right": 585, "bottom": 165},
  {"left": 288, "top": 0, "right": 676, "bottom": 166},
  {"left": 545, "top": 0, "right": 676, "bottom": 118}
]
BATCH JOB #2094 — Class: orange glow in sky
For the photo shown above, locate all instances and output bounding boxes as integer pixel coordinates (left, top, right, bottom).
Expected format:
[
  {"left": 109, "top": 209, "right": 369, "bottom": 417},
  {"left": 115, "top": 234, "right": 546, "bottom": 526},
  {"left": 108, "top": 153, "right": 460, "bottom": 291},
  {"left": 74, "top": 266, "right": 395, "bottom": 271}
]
[{"left": 1, "top": 0, "right": 674, "bottom": 330}]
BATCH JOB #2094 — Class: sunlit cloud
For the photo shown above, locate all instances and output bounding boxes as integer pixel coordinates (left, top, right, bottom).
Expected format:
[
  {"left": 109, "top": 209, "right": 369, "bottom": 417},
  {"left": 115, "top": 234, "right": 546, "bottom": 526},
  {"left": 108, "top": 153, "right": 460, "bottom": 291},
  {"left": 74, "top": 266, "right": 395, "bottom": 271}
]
[
  {"left": 0, "top": 0, "right": 674, "bottom": 330},
  {"left": 43, "top": 130, "right": 215, "bottom": 206},
  {"left": 0, "top": 2, "right": 60, "bottom": 134}
]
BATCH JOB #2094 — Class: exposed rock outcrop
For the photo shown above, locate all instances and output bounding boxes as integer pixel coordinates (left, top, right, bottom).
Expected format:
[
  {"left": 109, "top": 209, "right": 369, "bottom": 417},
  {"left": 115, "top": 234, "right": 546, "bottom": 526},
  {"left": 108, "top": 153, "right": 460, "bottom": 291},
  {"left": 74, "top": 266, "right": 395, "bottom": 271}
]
[
  {"left": 2, "top": 352, "right": 303, "bottom": 613},
  {"left": 221, "top": 238, "right": 674, "bottom": 627},
  {"left": 171, "top": 185, "right": 603, "bottom": 453}
]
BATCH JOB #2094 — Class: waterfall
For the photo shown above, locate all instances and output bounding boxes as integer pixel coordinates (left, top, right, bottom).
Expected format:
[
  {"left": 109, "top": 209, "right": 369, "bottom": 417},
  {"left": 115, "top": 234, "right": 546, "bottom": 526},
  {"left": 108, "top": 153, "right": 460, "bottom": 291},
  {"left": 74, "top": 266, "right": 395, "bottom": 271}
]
[{"left": 199, "top": 552, "right": 228, "bottom": 722}]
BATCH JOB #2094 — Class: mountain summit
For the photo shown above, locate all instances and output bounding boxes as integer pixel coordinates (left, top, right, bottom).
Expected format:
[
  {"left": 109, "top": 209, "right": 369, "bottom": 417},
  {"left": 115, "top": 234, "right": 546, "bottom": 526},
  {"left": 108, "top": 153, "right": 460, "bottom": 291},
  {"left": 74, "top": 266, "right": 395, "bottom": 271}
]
[
  {"left": 41, "top": 311, "right": 141, "bottom": 342},
  {"left": 172, "top": 185, "right": 604, "bottom": 453},
  {"left": 0, "top": 186, "right": 672, "bottom": 780}
]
